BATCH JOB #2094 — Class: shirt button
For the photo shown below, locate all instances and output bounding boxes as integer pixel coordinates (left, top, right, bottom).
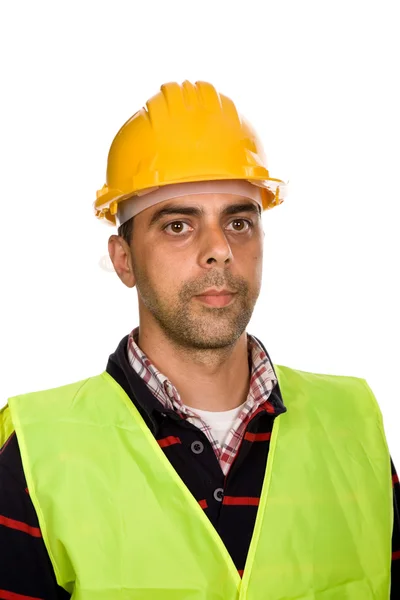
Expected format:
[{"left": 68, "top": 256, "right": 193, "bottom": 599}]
[
  {"left": 191, "top": 441, "right": 204, "bottom": 455},
  {"left": 214, "top": 487, "right": 224, "bottom": 502}
]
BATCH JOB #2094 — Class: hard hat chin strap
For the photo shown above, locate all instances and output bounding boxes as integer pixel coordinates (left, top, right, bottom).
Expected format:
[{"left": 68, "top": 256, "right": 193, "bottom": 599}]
[{"left": 116, "top": 180, "right": 263, "bottom": 227}]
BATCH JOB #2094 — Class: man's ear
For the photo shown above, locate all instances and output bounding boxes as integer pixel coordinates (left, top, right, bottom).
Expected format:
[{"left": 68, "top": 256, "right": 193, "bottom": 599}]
[{"left": 108, "top": 235, "right": 136, "bottom": 288}]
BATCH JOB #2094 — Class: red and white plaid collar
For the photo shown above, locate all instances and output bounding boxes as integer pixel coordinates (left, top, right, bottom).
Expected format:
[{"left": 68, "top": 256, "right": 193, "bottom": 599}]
[{"left": 127, "top": 327, "right": 278, "bottom": 475}]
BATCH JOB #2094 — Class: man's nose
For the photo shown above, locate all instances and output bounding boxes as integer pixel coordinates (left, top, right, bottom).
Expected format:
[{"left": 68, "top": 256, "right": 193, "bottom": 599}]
[{"left": 198, "top": 226, "right": 233, "bottom": 267}]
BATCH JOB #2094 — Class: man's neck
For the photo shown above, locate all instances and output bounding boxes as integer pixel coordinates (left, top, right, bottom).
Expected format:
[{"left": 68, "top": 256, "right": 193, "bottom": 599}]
[{"left": 137, "top": 326, "right": 251, "bottom": 412}]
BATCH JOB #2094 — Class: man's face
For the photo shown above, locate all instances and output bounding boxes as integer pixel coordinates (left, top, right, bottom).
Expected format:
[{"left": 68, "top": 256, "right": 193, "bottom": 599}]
[{"left": 112, "top": 193, "right": 264, "bottom": 350}]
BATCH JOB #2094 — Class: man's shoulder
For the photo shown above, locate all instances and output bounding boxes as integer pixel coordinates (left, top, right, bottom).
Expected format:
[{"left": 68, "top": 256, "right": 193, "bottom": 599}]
[
  {"left": 8, "top": 373, "right": 105, "bottom": 403},
  {"left": 1, "top": 373, "right": 108, "bottom": 444},
  {"left": 0, "top": 373, "right": 107, "bottom": 487},
  {"left": 274, "top": 364, "right": 378, "bottom": 413},
  {"left": 274, "top": 363, "right": 368, "bottom": 386},
  {"left": 0, "top": 362, "right": 152, "bottom": 498},
  {"left": 7, "top": 373, "right": 115, "bottom": 421}
]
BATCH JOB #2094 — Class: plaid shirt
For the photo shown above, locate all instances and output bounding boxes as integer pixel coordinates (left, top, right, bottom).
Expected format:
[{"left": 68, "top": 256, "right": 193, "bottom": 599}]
[{"left": 127, "top": 327, "right": 277, "bottom": 475}]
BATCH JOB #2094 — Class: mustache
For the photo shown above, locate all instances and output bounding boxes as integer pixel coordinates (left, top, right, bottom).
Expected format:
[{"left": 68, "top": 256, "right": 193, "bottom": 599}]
[{"left": 180, "top": 275, "right": 248, "bottom": 299}]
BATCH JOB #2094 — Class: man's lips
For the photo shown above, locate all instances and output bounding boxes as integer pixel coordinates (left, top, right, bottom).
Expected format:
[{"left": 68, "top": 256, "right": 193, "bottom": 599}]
[{"left": 194, "top": 289, "right": 236, "bottom": 307}]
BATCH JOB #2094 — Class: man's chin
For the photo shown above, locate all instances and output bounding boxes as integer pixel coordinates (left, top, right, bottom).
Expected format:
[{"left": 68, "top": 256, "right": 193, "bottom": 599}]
[{"left": 180, "top": 325, "right": 246, "bottom": 350}]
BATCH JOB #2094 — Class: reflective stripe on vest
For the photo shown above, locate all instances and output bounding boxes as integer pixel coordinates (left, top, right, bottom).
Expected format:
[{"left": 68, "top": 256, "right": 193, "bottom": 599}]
[{"left": 8, "top": 365, "right": 393, "bottom": 599}]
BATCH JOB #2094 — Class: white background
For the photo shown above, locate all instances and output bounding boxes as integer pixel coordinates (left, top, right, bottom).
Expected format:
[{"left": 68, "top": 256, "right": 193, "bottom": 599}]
[{"left": 1, "top": 1, "right": 399, "bottom": 465}]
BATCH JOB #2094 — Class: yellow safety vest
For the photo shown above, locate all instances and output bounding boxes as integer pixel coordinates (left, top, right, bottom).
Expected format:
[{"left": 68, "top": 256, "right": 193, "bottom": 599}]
[{"left": 3, "top": 364, "right": 393, "bottom": 599}]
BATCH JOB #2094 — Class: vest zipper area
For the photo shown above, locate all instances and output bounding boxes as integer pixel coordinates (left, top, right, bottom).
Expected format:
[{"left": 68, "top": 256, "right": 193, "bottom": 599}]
[
  {"left": 123, "top": 357, "right": 284, "bottom": 593},
  {"left": 132, "top": 377, "right": 282, "bottom": 589}
]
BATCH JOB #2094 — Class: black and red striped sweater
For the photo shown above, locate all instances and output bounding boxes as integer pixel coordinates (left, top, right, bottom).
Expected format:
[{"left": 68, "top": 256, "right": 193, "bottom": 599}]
[{"left": 1, "top": 334, "right": 399, "bottom": 599}]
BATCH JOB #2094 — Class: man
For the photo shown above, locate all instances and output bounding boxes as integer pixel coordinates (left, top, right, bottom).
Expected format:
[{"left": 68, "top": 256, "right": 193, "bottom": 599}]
[{"left": 0, "top": 80, "right": 399, "bottom": 599}]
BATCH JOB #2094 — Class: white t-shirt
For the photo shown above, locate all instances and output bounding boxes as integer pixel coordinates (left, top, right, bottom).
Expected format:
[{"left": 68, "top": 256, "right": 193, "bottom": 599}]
[{"left": 189, "top": 401, "right": 247, "bottom": 448}]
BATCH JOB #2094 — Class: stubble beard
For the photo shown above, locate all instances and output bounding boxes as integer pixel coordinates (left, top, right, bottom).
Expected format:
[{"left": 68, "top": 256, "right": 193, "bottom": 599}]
[{"left": 135, "top": 269, "right": 259, "bottom": 350}]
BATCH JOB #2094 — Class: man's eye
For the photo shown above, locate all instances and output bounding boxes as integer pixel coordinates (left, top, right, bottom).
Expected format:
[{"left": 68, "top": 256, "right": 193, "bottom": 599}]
[
  {"left": 227, "top": 219, "right": 253, "bottom": 232},
  {"left": 163, "top": 221, "right": 192, "bottom": 235}
]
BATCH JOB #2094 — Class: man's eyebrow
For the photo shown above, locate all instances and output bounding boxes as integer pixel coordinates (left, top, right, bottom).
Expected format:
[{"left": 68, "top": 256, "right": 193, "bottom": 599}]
[
  {"left": 148, "top": 201, "right": 261, "bottom": 228},
  {"left": 223, "top": 202, "right": 261, "bottom": 217}
]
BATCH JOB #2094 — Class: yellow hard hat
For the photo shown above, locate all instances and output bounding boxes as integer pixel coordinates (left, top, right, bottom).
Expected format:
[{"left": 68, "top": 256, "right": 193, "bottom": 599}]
[{"left": 94, "top": 80, "right": 287, "bottom": 226}]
